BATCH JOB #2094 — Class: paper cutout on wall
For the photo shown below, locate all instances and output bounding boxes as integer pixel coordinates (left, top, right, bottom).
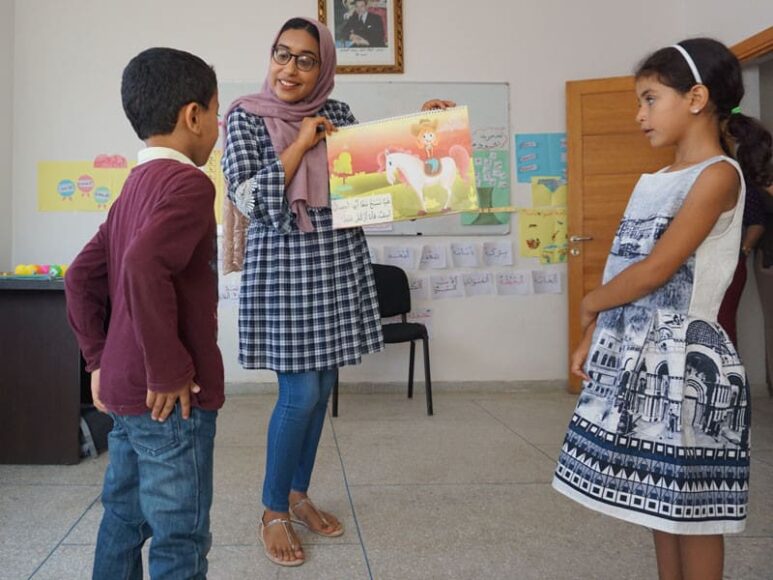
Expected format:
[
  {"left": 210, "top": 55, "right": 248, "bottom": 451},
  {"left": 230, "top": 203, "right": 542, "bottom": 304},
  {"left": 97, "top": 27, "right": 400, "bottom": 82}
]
[
  {"left": 463, "top": 272, "right": 495, "bottom": 296},
  {"left": 532, "top": 269, "right": 563, "bottom": 294},
  {"left": 419, "top": 245, "right": 448, "bottom": 269},
  {"left": 514, "top": 133, "right": 566, "bottom": 183},
  {"left": 471, "top": 127, "right": 508, "bottom": 150},
  {"left": 408, "top": 275, "right": 429, "bottom": 301},
  {"left": 462, "top": 149, "right": 511, "bottom": 226},
  {"left": 38, "top": 160, "right": 134, "bottom": 212},
  {"left": 430, "top": 274, "right": 465, "bottom": 299},
  {"left": 219, "top": 273, "right": 241, "bottom": 302},
  {"left": 383, "top": 245, "right": 418, "bottom": 270},
  {"left": 530, "top": 175, "right": 567, "bottom": 207},
  {"left": 519, "top": 208, "right": 568, "bottom": 263},
  {"left": 496, "top": 271, "right": 533, "bottom": 295},
  {"left": 482, "top": 241, "right": 513, "bottom": 267},
  {"left": 201, "top": 149, "right": 225, "bottom": 225},
  {"left": 37, "top": 149, "right": 226, "bottom": 223},
  {"left": 450, "top": 243, "right": 479, "bottom": 268}
]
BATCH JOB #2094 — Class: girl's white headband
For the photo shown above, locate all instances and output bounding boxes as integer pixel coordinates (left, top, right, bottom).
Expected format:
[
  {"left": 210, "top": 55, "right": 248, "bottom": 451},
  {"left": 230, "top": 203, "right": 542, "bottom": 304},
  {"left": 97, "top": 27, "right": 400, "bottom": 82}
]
[{"left": 671, "top": 44, "right": 703, "bottom": 85}]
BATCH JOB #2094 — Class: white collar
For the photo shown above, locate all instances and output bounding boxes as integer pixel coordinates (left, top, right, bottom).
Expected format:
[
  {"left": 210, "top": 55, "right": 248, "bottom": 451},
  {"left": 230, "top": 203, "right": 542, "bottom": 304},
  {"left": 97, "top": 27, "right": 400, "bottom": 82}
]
[{"left": 137, "top": 147, "right": 196, "bottom": 167}]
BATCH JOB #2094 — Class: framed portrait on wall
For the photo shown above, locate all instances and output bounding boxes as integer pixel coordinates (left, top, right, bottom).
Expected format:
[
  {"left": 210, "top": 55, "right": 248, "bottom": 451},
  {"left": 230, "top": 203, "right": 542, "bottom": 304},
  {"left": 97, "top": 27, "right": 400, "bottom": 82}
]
[{"left": 318, "top": 0, "right": 403, "bottom": 74}]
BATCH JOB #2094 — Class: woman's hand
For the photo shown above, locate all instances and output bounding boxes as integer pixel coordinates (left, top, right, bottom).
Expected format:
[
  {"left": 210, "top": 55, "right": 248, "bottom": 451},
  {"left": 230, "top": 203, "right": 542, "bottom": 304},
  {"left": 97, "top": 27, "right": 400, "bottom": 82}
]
[
  {"left": 570, "top": 322, "right": 596, "bottom": 381},
  {"left": 421, "top": 99, "right": 456, "bottom": 111},
  {"left": 295, "top": 116, "right": 335, "bottom": 152}
]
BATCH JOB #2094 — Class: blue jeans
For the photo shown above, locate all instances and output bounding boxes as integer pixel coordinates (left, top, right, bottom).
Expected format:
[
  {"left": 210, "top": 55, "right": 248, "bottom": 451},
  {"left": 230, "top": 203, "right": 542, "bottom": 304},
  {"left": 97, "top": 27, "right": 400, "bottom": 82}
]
[
  {"left": 262, "top": 369, "right": 337, "bottom": 512},
  {"left": 92, "top": 406, "right": 218, "bottom": 580}
]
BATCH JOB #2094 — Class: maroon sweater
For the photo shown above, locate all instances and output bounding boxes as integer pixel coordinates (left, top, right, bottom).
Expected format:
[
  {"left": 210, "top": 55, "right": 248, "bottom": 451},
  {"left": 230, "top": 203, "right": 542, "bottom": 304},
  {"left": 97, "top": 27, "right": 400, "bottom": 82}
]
[{"left": 65, "top": 158, "right": 224, "bottom": 414}]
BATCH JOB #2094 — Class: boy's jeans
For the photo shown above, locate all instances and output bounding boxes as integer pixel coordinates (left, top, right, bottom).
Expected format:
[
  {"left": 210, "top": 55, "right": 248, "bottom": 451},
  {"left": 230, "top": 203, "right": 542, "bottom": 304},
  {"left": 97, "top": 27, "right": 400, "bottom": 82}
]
[
  {"left": 262, "top": 369, "right": 336, "bottom": 512},
  {"left": 93, "top": 406, "right": 217, "bottom": 580}
]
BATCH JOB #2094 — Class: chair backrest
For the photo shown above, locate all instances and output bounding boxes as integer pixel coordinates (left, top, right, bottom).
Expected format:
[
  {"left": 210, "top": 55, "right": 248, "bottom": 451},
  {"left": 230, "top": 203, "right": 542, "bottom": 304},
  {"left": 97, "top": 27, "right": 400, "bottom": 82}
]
[{"left": 372, "top": 264, "right": 411, "bottom": 318}]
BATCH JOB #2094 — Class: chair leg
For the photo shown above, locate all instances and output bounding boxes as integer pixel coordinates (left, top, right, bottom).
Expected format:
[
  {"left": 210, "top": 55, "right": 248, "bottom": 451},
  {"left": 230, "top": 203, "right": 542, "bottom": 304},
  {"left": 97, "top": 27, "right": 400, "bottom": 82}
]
[
  {"left": 408, "top": 341, "right": 416, "bottom": 399},
  {"left": 332, "top": 373, "right": 339, "bottom": 417},
  {"left": 423, "top": 336, "right": 433, "bottom": 416}
]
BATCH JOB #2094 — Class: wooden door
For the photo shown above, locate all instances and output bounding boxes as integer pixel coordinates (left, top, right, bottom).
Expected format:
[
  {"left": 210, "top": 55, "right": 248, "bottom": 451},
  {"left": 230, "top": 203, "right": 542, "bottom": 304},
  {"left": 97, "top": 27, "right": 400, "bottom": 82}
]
[
  {"left": 566, "top": 76, "right": 674, "bottom": 393},
  {"left": 565, "top": 27, "right": 773, "bottom": 393}
]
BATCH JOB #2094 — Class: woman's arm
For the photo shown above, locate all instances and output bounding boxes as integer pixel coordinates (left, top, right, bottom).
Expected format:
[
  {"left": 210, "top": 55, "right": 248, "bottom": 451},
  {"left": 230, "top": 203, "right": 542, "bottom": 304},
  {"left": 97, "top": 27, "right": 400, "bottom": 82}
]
[
  {"left": 580, "top": 161, "right": 740, "bottom": 331},
  {"left": 279, "top": 116, "right": 334, "bottom": 185},
  {"left": 221, "top": 109, "right": 294, "bottom": 232},
  {"left": 742, "top": 224, "right": 764, "bottom": 256}
]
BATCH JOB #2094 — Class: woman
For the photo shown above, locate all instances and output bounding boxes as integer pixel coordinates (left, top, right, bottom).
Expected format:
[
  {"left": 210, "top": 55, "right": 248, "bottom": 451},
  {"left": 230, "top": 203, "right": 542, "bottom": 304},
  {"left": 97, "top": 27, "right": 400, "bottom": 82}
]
[{"left": 222, "top": 17, "right": 450, "bottom": 567}]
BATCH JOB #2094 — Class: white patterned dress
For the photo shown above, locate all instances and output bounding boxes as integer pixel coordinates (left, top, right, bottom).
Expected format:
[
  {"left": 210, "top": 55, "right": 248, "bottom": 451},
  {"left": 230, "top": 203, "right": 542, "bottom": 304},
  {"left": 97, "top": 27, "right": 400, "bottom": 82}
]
[{"left": 553, "top": 155, "right": 751, "bottom": 534}]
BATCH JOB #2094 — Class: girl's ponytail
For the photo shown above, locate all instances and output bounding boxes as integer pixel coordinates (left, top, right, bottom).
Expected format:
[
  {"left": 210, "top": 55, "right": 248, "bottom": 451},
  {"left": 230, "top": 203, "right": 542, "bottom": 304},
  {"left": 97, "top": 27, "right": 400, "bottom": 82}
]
[{"left": 725, "top": 113, "right": 772, "bottom": 188}]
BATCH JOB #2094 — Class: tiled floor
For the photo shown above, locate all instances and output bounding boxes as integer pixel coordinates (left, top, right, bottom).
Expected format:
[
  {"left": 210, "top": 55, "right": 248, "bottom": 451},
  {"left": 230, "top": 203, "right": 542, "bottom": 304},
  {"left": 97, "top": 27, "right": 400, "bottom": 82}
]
[{"left": 2, "top": 387, "right": 773, "bottom": 579}]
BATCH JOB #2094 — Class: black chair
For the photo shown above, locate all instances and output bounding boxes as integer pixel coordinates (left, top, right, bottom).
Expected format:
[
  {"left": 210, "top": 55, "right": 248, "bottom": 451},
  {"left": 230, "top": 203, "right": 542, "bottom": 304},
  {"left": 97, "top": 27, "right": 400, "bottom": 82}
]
[{"left": 332, "top": 263, "right": 433, "bottom": 416}]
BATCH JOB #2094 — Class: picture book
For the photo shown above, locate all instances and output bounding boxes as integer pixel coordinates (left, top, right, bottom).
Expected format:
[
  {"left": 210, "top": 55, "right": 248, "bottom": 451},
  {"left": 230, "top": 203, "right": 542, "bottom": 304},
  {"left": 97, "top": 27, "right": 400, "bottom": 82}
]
[{"left": 327, "top": 106, "right": 479, "bottom": 229}]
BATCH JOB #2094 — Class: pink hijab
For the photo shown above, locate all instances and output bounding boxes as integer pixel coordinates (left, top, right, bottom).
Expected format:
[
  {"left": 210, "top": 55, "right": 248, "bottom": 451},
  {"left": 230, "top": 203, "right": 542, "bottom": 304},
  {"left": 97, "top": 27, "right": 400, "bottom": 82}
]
[{"left": 224, "top": 17, "right": 336, "bottom": 233}]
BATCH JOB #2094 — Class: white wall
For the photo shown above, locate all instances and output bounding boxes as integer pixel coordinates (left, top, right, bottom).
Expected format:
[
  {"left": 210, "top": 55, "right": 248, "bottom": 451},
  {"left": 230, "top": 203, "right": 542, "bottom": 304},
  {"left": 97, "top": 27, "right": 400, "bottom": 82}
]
[
  {"left": 0, "top": 0, "right": 13, "bottom": 271},
  {"left": 9, "top": 0, "right": 773, "bottom": 386}
]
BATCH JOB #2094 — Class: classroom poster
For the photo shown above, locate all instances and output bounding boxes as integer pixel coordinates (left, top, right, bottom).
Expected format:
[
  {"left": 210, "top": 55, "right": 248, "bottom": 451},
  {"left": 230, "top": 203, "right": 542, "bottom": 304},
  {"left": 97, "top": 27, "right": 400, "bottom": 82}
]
[
  {"left": 461, "top": 148, "right": 511, "bottom": 226},
  {"left": 530, "top": 175, "right": 567, "bottom": 207},
  {"left": 519, "top": 207, "right": 568, "bottom": 264},
  {"left": 533, "top": 269, "right": 563, "bottom": 294},
  {"left": 430, "top": 274, "right": 465, "bottom": 300},
  {"left": 419, "top": 245, "right": 448, "bottom": 270},
  {"left": 382, "top": 245, "right": 418, "bottom": 270},
  {"left": 327, "top": 106, "right": 479, "bottom": 228},
  {"left": 496, "top": 271, "right": 533, "bottom": 296},
  {"left": 37, "top": 157, "right": 134, "bottom": 212},
  {"left": 482, "top": 241, "right": 513, "bottom": 266},
  {"left": 514, "top": 133, "right": 566, "bottom": 183},
  {"left": 462, "top": 272, "right": 495, "bottom": 296},
  {"left": 37, "top": 150, "right": 226, "bottom": 223},
  {"left": 201, "top": 149, "right": 226, "bottom": 225},
  {"left": 407, "top": 275, "right": 430, "bottom": 301}
]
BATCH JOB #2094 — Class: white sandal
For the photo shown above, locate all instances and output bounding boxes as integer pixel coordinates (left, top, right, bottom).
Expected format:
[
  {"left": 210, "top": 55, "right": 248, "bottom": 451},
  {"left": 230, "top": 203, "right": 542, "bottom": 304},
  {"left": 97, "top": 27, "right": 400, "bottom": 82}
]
[
  {"left": 290, "top": 497, "right": 345, "bottom": 538},
  {"left": 257, "top": 516, "right": 305, "bottom": 567}
]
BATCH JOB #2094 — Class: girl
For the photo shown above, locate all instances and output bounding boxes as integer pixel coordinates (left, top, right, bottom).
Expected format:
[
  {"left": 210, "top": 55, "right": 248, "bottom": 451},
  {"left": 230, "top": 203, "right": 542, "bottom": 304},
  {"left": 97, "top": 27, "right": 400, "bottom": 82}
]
[
  {"left": 221, "top": 17, "right": 451, "bottom": 567},
  {"left": 553, "top": 38, "right": 772, "bottom": 580}
]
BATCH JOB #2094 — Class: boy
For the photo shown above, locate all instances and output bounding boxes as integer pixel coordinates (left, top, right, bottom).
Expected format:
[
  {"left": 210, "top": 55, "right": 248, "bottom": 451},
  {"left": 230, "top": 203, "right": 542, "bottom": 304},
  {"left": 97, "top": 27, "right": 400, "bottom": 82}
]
[{"left": 65, "top": 47, "right": 223, "bottom": 579}]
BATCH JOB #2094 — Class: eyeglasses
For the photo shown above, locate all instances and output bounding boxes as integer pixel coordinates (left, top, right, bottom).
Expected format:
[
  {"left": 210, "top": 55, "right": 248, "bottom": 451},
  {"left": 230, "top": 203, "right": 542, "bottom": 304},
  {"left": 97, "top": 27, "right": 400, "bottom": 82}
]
[{"left": 272, "top": 47, "right": 319, "bottom": 72}]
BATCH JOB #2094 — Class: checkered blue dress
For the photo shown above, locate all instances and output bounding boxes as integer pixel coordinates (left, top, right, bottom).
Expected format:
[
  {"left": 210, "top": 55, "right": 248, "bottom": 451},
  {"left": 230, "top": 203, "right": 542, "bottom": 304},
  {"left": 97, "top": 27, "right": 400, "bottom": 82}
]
[{"left": 222, "top": 100, "right": 384, "bottom": 372}]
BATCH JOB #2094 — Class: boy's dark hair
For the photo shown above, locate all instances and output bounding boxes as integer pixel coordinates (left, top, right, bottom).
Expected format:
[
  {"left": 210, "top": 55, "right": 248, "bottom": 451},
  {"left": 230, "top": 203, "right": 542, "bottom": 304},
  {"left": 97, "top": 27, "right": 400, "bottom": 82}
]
[
  {"left": 121, "top": 47, "right": 217, "bottom": 140},
  {"left": 636, "top": 38, "right": 772, "bottom": 188},
  {"left": 278, "top": 18, "right": 320, "bottom": 44}
]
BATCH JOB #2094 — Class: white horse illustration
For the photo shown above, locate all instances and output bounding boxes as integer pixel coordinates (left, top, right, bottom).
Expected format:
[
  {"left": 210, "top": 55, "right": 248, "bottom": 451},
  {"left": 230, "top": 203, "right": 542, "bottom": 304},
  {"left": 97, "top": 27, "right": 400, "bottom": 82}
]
[{"left": 381, "top": 145, "right": 471, "bottom": 214}]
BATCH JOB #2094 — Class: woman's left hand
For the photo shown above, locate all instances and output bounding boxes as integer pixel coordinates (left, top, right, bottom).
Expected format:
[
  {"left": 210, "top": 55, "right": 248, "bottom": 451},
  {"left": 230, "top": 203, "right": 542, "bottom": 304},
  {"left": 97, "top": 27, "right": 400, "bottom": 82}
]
[{"left": 421, "top": 99, "right": 456, "bottom": 111}]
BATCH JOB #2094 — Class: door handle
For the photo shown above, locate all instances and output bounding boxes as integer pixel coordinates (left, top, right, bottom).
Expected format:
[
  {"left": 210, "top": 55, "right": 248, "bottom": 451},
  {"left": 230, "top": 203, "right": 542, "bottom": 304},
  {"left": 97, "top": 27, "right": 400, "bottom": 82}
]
[{"left": 569, "top": 235, "right": 594, "bottom": 243}]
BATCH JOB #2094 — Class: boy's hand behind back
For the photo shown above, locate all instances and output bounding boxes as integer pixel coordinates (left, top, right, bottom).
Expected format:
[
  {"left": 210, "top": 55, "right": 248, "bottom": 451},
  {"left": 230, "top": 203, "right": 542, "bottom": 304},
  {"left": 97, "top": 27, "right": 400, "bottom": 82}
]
[
  {"left": 146, "top": 382, "right": 201, "bottom": 422},
  {"left": 91, "top": 369, "right": 108, "bottom": 414}
]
